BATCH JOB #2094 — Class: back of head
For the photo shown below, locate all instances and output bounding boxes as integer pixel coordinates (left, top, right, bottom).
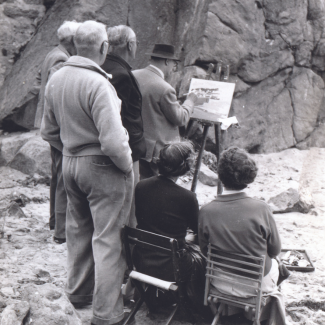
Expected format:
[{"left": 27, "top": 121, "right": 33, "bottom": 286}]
[
  {"left": 157, "top": 141, "right": 194, "bottom": 177},
  {"left": 57, "top": 21, "right": 81, "bottom": 43},
  {"left": 74, "top": 20, "right": 107, "bottom": 54},
  {"left": 217, "top": 146, "right": 258, "bottom": 190},
  {"left": 107, "top": 25, "right": 135, "bottom": 50}
]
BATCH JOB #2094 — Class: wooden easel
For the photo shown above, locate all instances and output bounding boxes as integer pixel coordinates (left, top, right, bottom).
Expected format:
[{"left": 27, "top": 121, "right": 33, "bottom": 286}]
[{"left": 187, "top": 63, "right": 230, "bottom": 194}]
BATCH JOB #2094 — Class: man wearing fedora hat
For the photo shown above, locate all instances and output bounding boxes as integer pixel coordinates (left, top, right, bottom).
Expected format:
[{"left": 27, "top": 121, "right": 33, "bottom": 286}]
[{"left": 133, "top": 44, "right": 199, "bottom": 179}]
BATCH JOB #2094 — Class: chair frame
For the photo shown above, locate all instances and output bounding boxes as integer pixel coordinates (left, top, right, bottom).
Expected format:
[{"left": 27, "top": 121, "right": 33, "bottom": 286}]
[
  {"left": 204, "top": 244, "right": 267, "bottom": 325},
  {"left": 122, "top": 225, "right": 191, "bottom": 325}
]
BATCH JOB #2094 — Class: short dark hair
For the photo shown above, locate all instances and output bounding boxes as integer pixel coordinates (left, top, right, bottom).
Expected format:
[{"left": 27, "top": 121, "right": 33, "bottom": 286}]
[
  {"left": 217, "top": 146, "right": 258, "bottom": 190},
  {"left": 156, "top": 141, "right": 194, "bottom": 177}
]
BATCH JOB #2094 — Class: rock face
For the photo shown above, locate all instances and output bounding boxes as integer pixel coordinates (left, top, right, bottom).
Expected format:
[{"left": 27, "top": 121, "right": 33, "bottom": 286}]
[
  {"left": 0, "top": 0, "right": 46, "bottom": 89},
  {"left": 0, "top": 0, "right": 325, "bottom": 152}
]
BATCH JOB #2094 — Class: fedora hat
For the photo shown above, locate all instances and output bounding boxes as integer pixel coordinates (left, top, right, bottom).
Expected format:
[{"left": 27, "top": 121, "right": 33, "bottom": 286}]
[{"left": 146, "top": 44, "right": 180, "bottom": 61}]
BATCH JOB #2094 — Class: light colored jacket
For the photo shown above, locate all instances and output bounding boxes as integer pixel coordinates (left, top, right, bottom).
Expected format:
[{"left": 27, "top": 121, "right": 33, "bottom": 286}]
[
  {"left": 133, "top": 65, "right": 194, "bottom": 161},
  {"left": 34, "top": 44, "right": 70, "bottom": 128},
  {"left": 41, "top": 56, "right": 132, "bottom": 174}
]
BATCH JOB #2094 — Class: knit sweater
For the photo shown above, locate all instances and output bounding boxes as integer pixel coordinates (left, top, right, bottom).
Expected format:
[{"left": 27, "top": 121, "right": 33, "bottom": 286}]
[
  {"left": 34, "top": 44, "right": 70, "bottom": 128},
  {"left": 199, "top": 192, "right": 281, "bottom": 275},
  {"left": 41, "top": 56, "right": 132, "bottom": 174}
]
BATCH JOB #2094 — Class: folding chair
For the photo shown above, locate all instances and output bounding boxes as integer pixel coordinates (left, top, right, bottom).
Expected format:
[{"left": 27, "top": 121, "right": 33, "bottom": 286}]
[
  {"left": 122, "top": 225, "right": 191, "bottom": 325},
  {"left": 204, "top": 244, "right": 271, "bottom": 325}
]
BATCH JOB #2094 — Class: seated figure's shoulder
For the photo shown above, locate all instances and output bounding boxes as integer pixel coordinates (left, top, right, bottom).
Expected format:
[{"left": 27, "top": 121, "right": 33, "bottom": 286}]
[{"left": 247, "top": 196, "right": 271, "bottom": 210}]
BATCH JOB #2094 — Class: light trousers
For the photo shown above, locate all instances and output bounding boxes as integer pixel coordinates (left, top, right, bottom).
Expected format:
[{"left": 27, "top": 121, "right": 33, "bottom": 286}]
[{"left": 63, "top": 155, "right": 133, "bottom": 325}]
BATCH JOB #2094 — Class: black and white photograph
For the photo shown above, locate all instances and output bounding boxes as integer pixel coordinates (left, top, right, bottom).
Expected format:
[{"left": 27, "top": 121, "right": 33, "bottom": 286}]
[{"left": 0, "top": 1, "right": 324, "bottom": 325}]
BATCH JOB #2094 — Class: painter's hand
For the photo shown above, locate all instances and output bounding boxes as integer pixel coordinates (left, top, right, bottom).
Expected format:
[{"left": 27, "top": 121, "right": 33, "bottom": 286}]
[
  {"left": 187, "top": 92, "right": 198, "bottom": 104},
  {"left": 187, "top": 92, "right": 205, "bottom": 105}
]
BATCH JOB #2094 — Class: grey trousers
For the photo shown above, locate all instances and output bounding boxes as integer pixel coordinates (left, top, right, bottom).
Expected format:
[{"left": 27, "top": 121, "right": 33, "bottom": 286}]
[
  {"left": 49, "top": 146, "right": 67, "bottom": 239},
  {"left": 62, "top": 155, "right": 134, "bottom": 325},
  {"left": 128, "top": 160, "right": 139, "bottom": 228}
]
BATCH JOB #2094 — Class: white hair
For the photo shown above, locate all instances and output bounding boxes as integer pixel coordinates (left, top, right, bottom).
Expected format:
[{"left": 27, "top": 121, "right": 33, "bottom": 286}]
[
  {"left": 107, "top": 25, "right": 135, "bottom": 47},
  {"left": 57, "top": 21, "right": 81, "bottom": 42},
  {"left": 74, "top": 20, "right": 107, "bottom": 50}
]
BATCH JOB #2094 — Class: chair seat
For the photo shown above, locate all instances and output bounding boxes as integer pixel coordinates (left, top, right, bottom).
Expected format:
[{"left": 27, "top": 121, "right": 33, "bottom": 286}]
[{"left": 209, "top": 285, "right": 270, "bottom": 307}]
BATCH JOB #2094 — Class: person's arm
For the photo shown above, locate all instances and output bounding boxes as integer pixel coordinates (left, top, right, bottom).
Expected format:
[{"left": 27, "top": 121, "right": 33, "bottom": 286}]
[
  {"left": 160, "top": 87, "right": 195, "bottom": 126},
  {"left": 187, "top": 193, "right": 199, "bottom": 234},
  {"left": 266, "top": 209, "right": 281, "bottom": 258},
  {"left": 40, "top": 89, "right": 63, "bottom": 151},
  {"left": 90, "top": 82, "right": 133, "bottom": 174},
  {"left": 198, "top": 209, "right": 209, "bottom": 256}
]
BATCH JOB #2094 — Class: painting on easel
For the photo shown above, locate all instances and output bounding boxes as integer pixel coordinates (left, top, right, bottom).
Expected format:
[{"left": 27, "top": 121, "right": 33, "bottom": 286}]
[{"left": 188, "top": 78, "right": 236, "bottom": 123}]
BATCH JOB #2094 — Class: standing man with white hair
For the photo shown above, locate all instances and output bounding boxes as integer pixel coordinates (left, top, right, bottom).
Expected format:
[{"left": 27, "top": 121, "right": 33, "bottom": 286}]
[
  {"left": 35, "top": 20, "right": 81, "bottom": 244},
  {"left": 41, "top": 20, "right": 133, "bottom": 325},
  {"left": 101, "top": 25, "right": 145, "bottom": 227}
]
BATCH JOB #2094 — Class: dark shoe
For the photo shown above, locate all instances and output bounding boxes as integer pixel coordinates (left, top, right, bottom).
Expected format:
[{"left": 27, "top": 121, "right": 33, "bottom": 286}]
[
  {"left": 72, "top": 301, "right": 92, "bottom": 309},
  {"left": 49, "top": 225, "right": 55, "bottom": 230},
  {"left": 53, "top": 236, "right": 66, "bottom": 244}
]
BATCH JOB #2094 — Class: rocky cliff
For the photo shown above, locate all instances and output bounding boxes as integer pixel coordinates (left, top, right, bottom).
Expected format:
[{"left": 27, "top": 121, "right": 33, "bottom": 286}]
[{"left": 0, "top": 0, "right": 325, "bottom": 153}]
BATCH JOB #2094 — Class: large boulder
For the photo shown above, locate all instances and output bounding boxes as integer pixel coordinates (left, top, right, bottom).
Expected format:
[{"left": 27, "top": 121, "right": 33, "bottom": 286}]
[
  {"left": 19, "top": 283, "right": 82, "bottom": 325},
  {"left": 9, "top": 136, "right": 51, "bottom": 177},
  {"left": 0, "top": 301, "right": 30, "bottom": 325},
  {"left": 287, "top": 67, "right": 325, "bottom": 143},
  {"left": 0, "top": 131, "right": 38, "bottom": 165}
]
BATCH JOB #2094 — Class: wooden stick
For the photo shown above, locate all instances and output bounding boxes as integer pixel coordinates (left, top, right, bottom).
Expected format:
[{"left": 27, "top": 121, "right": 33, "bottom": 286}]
[{"left": 191, "top": 124, "right": 210, "bottom": 192}]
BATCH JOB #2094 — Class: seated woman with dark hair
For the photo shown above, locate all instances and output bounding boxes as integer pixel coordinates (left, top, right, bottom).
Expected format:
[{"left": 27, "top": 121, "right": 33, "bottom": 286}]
[
  {"left": 199, "top": 147, "right": 286, "bottom": 325},
  {"left": 133, "top": 141, "right": 209, "bottom": 316}
]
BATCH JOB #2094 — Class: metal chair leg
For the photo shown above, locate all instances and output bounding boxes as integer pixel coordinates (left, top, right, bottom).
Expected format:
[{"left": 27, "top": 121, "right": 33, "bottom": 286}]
[
  {"left": 165, "top": 304, "right": 179, "bottom": 325},
  {"left": 211, "top": 303, "right": 224, "bottom": 325},
  {"left": 122, "top": 295, "right": 144, "bottom": 325}
]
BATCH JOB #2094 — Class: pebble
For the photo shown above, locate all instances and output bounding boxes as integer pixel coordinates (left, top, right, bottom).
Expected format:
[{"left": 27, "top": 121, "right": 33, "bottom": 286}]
[{"left": 0, "top": 287, "right": 15, "bottom": 297}]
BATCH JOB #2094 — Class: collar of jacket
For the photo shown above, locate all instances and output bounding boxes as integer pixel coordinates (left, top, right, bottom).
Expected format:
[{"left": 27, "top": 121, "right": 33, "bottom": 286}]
[
  {"left": 57, "top": 44, "right": 70, "bottom": 58},
  {"left": 63, "top": 56, "right": 112, "bottom": 79},
  {"left": 106, "top": 53, "right": 132, "bottom": 71},
  {"left": 214, "top": 192, "right": 249, "bottom": 202},
  {"left": 145, "top": 65, "right": 164, "bottom": 79}
]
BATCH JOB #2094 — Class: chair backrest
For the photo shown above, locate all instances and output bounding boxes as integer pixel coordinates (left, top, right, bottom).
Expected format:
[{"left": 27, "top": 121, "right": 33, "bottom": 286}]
[
  {"left": 122, "top": 225, "right": 181, "bottom": 282},
  {"left": 204, "top": 244, "right": 266, "bottom": 320}
]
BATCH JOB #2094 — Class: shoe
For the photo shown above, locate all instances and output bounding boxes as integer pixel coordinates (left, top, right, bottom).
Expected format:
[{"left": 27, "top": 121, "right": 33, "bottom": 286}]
[
  {"left": 53, "top": 236, "right": 66, "bottom": 244},
  {"left": 91, "top": 309, "right": 135, "bottom": 325},
  {"left": 72, "top": 301, "right": 92, "bottom": 309}
]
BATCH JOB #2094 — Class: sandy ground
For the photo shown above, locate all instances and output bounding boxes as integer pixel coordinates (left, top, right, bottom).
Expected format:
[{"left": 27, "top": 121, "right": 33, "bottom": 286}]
[{"left": 0, "top": 148, "right": 324, "bottom": 324}]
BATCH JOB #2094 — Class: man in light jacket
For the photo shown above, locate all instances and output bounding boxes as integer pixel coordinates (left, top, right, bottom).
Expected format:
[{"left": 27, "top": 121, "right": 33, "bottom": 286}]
[
  {"left": 133, "top": 44, "right": 198, "bottom": 179},
  {"left": 41, "top": 21, "right": 133, "bottom": 325},
  {"left": 35, "top": 21, "right": 81, "bottom": 243}
]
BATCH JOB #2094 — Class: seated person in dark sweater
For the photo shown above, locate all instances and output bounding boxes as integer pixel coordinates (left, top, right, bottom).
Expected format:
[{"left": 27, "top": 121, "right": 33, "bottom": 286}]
[
  {"left": 134, "top": 141, "right": 209, "bottom": 316},
  {"left": 199, "top": 147, "right": 286, "bottom": 324}
]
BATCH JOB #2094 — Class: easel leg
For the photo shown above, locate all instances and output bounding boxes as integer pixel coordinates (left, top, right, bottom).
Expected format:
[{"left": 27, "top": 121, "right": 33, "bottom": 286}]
[
  {"left": 215, "top": 124, "right": 223, "bottom": 195},
  {"left": 184, "top": 119, "right": 195, "bottom": 139},
  {"left": 191, "top": 124, "right": 210, "bottom": 192}
]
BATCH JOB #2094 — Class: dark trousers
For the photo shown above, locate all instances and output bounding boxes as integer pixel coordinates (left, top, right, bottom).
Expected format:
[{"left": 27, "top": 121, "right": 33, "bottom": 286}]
[
  {"left": 49, "top": 146, "right": 67, "bottom": 239},
  {"left": 139, "top": 159, "right": 159, "bottom": 180}
]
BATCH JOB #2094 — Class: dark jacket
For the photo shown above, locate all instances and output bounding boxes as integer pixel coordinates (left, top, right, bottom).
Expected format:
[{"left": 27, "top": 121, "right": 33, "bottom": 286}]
[
  {"left": 134, "top": 175, "right": 199, "bottom": 281},
  {"left": 199, "top": 192, "right": 281, "bottom": 276},
  {"left": 102, "top": 54, "right": 146, "bottom": 162}
]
